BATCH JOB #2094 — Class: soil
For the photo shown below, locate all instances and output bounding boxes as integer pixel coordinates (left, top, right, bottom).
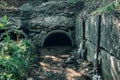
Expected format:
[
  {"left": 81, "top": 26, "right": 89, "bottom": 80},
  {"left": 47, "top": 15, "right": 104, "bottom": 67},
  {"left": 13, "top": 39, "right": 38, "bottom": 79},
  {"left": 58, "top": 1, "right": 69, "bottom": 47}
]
[{"left": 28, "top": 46, "right": 93, "bottom": 80}]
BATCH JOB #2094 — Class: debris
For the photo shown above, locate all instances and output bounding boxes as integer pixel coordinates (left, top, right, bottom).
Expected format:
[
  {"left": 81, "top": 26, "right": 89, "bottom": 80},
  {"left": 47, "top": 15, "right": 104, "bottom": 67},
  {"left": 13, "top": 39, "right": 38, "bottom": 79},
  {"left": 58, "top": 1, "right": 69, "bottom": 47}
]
[
  {"left": 93, "top": 74, "right": 103, "bottom": 80},
  {"left": 27, "top": 78, "right": 34, "bottom": 80},
  {"left": 29, "top": 47, "right": 95, "bottom": 80},
  {"left": 64, "top": 55, "right": 75, "bottom": 64}
]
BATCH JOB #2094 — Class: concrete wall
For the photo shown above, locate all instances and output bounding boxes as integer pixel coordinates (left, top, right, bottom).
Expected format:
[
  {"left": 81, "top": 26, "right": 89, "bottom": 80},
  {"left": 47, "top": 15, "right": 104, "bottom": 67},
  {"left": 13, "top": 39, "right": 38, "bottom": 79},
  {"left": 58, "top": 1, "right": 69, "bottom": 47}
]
[
  {"left": 75, "top": 13, "right": 120, "bottom": 80},
  {"left": 28, "top": 15, "right": 75, "bottom": 47}
]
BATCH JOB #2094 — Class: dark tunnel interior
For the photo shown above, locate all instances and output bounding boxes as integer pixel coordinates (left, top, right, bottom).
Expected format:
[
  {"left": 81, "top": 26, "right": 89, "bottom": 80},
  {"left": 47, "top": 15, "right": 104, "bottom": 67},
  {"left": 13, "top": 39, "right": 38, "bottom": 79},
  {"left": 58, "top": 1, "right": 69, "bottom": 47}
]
[{"left": 43, "top": 33, "right": 73, "bottom": 47}]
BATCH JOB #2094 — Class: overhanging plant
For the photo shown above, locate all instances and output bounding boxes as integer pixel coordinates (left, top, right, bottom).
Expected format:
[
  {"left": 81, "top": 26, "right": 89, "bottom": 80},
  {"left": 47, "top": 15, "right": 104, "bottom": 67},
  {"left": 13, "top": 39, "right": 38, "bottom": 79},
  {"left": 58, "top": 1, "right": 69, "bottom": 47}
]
[{"left": 0, "top": 15, "right": 27, "bottom": 42}]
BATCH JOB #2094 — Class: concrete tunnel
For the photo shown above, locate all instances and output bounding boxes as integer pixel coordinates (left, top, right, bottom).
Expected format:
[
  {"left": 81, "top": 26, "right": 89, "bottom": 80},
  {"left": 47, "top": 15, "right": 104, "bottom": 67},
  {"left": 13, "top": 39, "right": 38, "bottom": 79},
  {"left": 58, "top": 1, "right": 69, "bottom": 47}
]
[{"left": 42, "top": 30, "right": 74, "bottom": 47}]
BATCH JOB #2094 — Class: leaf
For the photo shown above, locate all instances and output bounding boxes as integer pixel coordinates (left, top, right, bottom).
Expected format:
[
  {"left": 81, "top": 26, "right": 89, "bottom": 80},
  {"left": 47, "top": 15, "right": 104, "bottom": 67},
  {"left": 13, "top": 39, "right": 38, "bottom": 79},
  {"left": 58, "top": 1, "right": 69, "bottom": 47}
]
[
  {"left": 0, "top": 23, "right": 4, "bottom": 28},
  {"left": 91, "top": 1, "right": 119, "bottom": 15},
  {"left": 6, "top": 73, "right": 13, "bottom": 78},
  {"left": 3, "top": 15, "right": 8, "bottom": 24}
]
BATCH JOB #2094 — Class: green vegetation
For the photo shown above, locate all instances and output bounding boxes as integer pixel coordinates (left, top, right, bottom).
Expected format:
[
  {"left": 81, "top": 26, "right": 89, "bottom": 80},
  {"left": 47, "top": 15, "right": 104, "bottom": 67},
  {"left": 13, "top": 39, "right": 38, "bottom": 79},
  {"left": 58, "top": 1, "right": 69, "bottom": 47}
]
[
  {"left": 0, "top": 1, "right": 7, "bottom": 9},
  {"left": 0, "top": 16, "right": 35, "bottom": 80},
  {"left": 91, "top": 1, "right": 120, "bottom": 15},
  {"left": 0, "top": 15, "right": 8, "bottom": 29},
  {"left": 0, "top": 40, "right": 34, "bottom": 80},
  {"left": 0, "top": 15, "right": 27, "bottom": 42}
]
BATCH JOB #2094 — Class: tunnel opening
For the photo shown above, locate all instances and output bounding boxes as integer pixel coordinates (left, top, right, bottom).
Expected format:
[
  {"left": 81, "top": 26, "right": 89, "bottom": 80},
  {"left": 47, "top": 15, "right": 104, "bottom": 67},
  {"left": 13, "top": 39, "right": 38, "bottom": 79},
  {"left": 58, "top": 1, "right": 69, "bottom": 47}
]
[{"left": 43, "top": 32, "right": 73, "bottom": 47}]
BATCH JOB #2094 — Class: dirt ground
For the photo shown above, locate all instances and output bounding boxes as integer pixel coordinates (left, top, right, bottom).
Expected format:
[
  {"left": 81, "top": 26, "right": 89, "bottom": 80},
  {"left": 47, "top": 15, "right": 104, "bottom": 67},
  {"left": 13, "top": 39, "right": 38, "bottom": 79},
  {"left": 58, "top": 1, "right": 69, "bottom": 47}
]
[{"left": 28, "top": 46, "right": 93, "bottom": 80}]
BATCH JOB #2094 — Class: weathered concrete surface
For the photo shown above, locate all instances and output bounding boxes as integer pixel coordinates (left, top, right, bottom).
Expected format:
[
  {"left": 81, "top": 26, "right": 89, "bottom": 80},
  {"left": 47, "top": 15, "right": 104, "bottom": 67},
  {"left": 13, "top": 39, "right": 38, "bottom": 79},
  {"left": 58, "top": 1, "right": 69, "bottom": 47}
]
[
  {"left": 85, "top": 41, "right": 96, "bottom": 62},
  {"left": 20, "top": 1, "right": 84, "bottom": 13},
  {"left": 101, "top": 14, "right": 120, "bottom": 59},
  {"left": 75, "top": 14, "right": 99, "bottom": 46},
  {"left": 28, "top": 14, "right": 75, "bottom": 46},
  {"left": 75, "top": 14, "right": 83, "bottom": 47},
  {"left": 19, "top": 0, "right": 84, "bottom": 46},
  {"left": 100, "top": 15, "right": 120, "bottom": 80},
  {"left": 75, "top": 13, "right": 120, "bottom": 80},
  {"left": 85, "top": 16, "right": 99, "bottom": 45},
  {"left": 86, "top": 41, "right": 120, "bottom": 80},
  {"left": 30, "top": 15, "right": 75, "bottom": 30},
  {"left": 101, "top": 50, "right": 120, "bottom": 80}
]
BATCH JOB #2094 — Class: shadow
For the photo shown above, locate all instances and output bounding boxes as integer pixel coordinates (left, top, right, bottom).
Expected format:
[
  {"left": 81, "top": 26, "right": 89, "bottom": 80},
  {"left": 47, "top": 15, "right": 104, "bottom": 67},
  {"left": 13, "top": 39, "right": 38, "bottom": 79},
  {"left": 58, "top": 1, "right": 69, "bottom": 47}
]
[
  {"left": 43, "top": 33, "right": 73, "bottom": 47},
  {"left": 29, "top": 46, "right": 92, "bottom": 80}
]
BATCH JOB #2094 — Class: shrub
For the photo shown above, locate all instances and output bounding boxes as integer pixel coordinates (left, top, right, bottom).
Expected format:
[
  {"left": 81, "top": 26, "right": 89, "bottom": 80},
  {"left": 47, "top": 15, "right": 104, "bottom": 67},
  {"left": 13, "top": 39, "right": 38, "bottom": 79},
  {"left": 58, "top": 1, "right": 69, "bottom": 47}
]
[
  {"left": 0, "top": 39, "right": 34, "bottom": 80},
  {"left": 91, "top": 1, "right": 120, "bottom": 15},
  {"left": 0, "top": 15, "right": 35, "bottom": 80}
]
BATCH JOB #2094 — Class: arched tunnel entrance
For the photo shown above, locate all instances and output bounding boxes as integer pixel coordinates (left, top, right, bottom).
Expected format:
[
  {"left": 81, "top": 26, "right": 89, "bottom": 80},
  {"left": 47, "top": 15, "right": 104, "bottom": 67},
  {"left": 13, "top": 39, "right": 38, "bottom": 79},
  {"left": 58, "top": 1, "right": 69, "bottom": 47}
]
[
  {"left": 43, "top": 32, "right": 73, "bottom": 47},
  {"left": 40, "top": 30, "right": 74, "bottom": 58}
]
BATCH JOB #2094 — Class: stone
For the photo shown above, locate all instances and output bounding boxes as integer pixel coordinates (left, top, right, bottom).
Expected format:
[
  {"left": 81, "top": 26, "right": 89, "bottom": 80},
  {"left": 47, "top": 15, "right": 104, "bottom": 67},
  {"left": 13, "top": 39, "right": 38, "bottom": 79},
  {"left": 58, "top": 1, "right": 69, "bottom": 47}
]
[
  {"left": 81, "top": 14, "right": 120, "bottom": 80},
  {"left": 26, "top": 78, "right": 33, "bottom": 80},
  {"left": 31, "top": 1, "right": 84, "bottom": 14},
  {"left": 101, "top": 14, "right": 120, "bottom": 59},
  {"left": 101, "top": 50, "right": 120, "bottom": 80},
  {"left": 85, "top": 16, "right": 99, "bottom": 45},
  {"left": 93, "top": 75, "right": 103, "bottom": 80},
  {"left": 30, "top": 16, "right": 75, "bottom": 29},
  {"left": 75, "top": 14, "right": 83, "bottom": 46},
  {"left": 64, "top": 55, "right": 75, "bottom": 64},
  {"left": 41, "top": 31, "right": 47, "bottom": 35},
  {"left": 19, "top": 2, "right": 32, "bottom": 11}
]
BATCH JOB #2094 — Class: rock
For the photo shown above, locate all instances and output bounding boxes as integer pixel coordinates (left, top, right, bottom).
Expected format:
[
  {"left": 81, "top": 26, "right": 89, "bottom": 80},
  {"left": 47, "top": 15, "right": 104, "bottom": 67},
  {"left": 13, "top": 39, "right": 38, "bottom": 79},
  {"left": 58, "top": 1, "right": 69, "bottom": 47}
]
[
  {"left": 19, "top": 3, "right": 32, "bottom": 11},
  {"left": 30, "top": 16, "right": 75, "bottom": 29},
  {"left": 89, "top": 70, "right": 94, "bottom": 74},
  {"left": 64, "top": 55, "right": 75, "bottom": 64},
  {"left": 26, "top": 78, "right": 33, "bottom": 80},
  {"left": 76, "top": 13, "right": 120, "bottom": 80},
  {"left": 93, "top": 75, "right": 103, "bottom": 80},
  {"left": 32, "top": 1, "right": 84, "bottom": 13}
]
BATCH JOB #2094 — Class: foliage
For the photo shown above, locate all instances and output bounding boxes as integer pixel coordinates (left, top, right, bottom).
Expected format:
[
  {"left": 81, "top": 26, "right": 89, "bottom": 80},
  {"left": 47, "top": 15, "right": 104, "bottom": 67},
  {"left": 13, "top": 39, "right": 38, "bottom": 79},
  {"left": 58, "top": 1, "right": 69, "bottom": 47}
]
[
  {"left": 0, "top": 1, "right": 7, "bottom": 9},
  {"left": 0, "top": 15, "right": 20, "bottom": 30},
  {"left": 0, "top": 15, "right": 8, "bottom": 29},
  {"left": 0, "top": 15, "right": 26, "bottom": 43},
  {"left": 0, "top": 15, "right": 35, "bottom": 80},
  {"left": 0, "top": 39, "right": 34, "bottom": 80},
  {"left": 0, "top": 55, "right": 28, "bottom": 80},
  {"left": 91, "top": 1, "right": 120, "bottom": 15}
]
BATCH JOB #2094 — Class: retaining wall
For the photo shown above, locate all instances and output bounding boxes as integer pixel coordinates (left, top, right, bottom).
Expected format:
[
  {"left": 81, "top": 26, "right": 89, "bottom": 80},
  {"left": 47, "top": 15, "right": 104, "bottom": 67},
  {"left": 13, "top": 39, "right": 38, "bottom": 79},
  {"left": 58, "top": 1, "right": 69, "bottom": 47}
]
[{"left": 75, "top": 13, "right": 120, "bottom": 80}]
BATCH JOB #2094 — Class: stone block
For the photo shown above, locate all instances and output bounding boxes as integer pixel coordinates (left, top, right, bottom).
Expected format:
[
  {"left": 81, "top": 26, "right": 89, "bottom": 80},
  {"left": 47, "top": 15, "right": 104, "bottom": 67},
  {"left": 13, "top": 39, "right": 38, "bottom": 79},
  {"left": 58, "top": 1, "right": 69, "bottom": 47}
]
[
  {"left": 85, "top": 16, "right": 99, "bottom": 45},
  {"left": 75, "top": 15, "right": 83, "bottom": 46},
  {"left": 101, "top": 14, "right": 120, "bottom": 59},
  {"left": 101, "top": 50, "right": 120, "bottom": 80},
  {"left": 86, "top": 41, "right": 96, "bottom": 62},
  {"left": 30, "top": 16, "right": 75, "bottom": 30},
  {"left": 86, "top": 40, "right": 120, "bottom": 80}
]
